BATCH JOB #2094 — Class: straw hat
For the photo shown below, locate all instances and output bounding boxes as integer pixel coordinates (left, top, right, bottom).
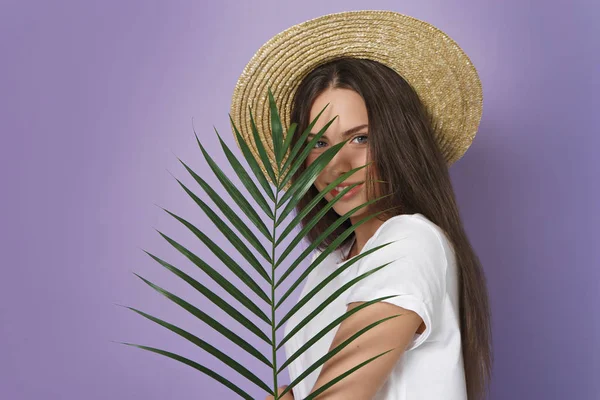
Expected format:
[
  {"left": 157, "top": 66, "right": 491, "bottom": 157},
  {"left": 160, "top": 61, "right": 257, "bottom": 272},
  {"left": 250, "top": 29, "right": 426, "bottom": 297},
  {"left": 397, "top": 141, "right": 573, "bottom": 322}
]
[{"left": 230, "top": 10, "right": 483, "bottom": 191}]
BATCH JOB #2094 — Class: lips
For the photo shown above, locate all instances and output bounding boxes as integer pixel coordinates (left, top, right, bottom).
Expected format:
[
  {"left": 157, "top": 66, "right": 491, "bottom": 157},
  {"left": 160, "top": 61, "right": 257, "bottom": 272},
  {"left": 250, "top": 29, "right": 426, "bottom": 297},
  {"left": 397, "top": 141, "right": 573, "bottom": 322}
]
[
  {"left": 329, "top": 183, "right": 364, "bottom": 200},
  {"left": 328, "top": 181, "right": 360, "bottom": 189}
]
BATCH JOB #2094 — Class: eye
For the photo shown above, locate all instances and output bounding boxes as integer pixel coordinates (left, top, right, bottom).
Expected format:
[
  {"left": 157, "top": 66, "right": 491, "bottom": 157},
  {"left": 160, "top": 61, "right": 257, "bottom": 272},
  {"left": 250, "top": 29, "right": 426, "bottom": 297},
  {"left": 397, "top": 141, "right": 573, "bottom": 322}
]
[
  {"left": 309, "top": 134, "right": 368, "bottom": 149},
  {"left": 312, "top": 140, "right": 327, "bottom": 149},
  {"left": 352, "top": 134, "right": 369, "bottom": 144}
]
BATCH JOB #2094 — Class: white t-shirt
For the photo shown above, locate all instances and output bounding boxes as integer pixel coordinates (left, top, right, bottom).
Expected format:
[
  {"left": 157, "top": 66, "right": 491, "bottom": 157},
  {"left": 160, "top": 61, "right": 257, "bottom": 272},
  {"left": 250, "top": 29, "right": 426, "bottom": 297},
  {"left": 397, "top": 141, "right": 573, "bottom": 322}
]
[{"left": 283, "top": 213, "right": 466, "bottom": 399}]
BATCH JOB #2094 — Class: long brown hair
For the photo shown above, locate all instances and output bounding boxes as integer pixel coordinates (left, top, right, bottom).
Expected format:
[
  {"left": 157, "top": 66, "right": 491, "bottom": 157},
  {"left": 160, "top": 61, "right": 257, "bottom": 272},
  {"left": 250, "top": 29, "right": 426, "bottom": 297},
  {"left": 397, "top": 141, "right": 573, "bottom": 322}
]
[{"left": 287, "top": 57, "right": 493, "bottom": 400}]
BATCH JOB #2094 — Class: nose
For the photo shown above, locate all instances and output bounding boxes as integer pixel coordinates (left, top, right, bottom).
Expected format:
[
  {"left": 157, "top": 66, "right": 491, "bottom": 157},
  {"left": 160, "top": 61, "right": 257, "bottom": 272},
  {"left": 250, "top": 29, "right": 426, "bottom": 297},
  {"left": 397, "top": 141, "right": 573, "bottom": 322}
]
[{"left": 325, "top": 139, "right": 357, "bottom": 175}]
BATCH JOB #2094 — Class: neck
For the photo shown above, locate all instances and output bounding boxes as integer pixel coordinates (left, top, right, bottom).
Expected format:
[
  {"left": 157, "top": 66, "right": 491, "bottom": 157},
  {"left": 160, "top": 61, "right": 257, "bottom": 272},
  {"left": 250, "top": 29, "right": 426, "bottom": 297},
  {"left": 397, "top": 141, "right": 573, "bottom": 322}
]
[{"left": 345, "top": 214, "right": 387, "bottom": 260}]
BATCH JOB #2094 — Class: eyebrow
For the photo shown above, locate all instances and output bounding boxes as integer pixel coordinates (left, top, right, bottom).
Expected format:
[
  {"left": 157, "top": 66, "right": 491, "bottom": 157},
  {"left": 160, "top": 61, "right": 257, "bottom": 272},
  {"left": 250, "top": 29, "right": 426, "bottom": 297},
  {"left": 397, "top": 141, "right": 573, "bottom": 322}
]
[{"left": 307, "top": 124, "right": 368, "bottom": 140}]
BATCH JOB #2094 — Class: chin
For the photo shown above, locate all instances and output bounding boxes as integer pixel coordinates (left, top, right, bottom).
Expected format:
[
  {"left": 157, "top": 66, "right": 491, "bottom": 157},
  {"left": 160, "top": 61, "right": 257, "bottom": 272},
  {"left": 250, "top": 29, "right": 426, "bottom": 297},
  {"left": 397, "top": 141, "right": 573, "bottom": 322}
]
[{"left": 333, "top": 201, "right": 368, "bottom": 218}]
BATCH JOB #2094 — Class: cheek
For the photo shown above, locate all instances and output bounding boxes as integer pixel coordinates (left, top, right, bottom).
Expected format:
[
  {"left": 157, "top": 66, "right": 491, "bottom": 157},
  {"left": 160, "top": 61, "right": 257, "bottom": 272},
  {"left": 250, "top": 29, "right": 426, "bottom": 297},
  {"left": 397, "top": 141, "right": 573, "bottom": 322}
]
[
  {"left": 304, "top": 156, "right": 320, "bottom": 185},
  {"left": 305, "top": 154, "right": 323, "bottom": 181},
  {"left": 305, "top": 151, "right": 317, "bottom": 166}
]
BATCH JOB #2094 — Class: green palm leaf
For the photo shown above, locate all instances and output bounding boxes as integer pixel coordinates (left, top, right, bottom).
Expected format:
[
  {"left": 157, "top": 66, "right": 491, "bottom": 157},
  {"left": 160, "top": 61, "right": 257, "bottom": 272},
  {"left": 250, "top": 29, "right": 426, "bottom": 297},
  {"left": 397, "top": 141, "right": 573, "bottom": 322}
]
[
  {"left": 276, "top": 116, "right": 340, "bottom": 210},
  {"left": 279, "top": 315, "right": 402, "bottom": 400},
  {"left": 229, "top": 112, "right": 276, "bottom": 202},
  {"left": 268, "top": 90, "right": 285, "bottom": 166},
  {"left": 274, "top": 167, "right": 367, "bottom": 245},
  {"left": 115, "top": 342, "right": 256, "bottom": 399},
  {"left": 119, "top": 88, "right": 405, "bottom": 399},
  {"left": 249, "top": 107, "right": 278, "bottom": 185},
  {"left": 168, "top": 174, "right": 272, "bottom": 282},
  {"left": 299, "top": 348, "right": 397, "bottom": 400},
  {"left": 276, "top": 241, "right": 401, "bottom": 328},
  {"left": 277, "top": 295, "right": 401, "bottom": 367},
  {"left": 132, "top": 272, "right": 272, "bottom": 368},
  {"left": 118, "top": 303, "right": 272, "bottom": 393},
  {"left": 215, "top": 125, "right": 274, "bottom": 219},
  {"left": 158, "top": 206, "right": 271, "bottom": 304},
  {"left": 273, "top": 203, "right": 396, "bottom": 292},
  {"left": 141, "top": 249, "right": 271, "bottom": 344},
  {"left": 175, "top": 159, "right": 273, "bottom": 267},
  {"left": 278, "top": 102, "right": 330, "bottom": 187},
  {"left": 154, "top": 229, "right": 271, "bottom": 324},
  {"left": 194, "top": 128, "right": 273, "bottom": 240}
]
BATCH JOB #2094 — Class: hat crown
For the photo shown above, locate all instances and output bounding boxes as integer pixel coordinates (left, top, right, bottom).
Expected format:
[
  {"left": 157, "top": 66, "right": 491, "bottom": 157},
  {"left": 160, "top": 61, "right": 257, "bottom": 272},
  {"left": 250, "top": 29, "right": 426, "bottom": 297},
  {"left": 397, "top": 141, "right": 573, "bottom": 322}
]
[{"left": 230, "top": 10, "right": 483, "bottom": 190}]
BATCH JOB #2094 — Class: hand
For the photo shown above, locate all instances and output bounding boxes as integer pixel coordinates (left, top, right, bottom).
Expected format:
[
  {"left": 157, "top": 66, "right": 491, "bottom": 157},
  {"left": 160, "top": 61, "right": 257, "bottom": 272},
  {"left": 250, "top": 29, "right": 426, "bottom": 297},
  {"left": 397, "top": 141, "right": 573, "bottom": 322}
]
[{"left": 264, "top": 385, "right": 294, "bottom": 400}]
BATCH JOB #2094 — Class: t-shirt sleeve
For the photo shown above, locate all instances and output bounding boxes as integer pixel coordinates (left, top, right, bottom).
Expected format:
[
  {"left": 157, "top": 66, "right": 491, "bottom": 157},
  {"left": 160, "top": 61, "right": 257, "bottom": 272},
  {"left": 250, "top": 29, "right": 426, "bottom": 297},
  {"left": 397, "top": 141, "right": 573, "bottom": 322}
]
[{"left": 344, "top": 216, "right": 448, "bottom": 351}]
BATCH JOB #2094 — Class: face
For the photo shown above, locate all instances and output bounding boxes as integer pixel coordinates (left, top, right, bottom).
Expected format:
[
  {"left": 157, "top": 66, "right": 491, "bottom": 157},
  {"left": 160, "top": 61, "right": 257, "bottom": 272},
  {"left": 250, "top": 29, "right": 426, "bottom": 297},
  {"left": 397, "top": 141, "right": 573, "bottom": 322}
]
[{"left": 305, "top": 88, "right": 373, "bottom": 220}]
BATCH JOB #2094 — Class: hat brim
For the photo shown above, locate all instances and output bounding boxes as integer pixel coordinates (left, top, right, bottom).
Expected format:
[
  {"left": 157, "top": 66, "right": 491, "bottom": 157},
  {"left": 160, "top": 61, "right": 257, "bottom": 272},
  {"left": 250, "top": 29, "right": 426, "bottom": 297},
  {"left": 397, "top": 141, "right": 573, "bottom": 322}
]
[{"left": 230, "top": 10, "right": 483, "bottom": 189}]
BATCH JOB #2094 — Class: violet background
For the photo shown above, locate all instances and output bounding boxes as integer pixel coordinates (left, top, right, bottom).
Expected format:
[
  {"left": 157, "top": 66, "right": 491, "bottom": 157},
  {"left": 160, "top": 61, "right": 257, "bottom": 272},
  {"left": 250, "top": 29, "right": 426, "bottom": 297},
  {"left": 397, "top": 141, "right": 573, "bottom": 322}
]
[{"left": 1, "top": 0, "right": 598, "bottom": 399}]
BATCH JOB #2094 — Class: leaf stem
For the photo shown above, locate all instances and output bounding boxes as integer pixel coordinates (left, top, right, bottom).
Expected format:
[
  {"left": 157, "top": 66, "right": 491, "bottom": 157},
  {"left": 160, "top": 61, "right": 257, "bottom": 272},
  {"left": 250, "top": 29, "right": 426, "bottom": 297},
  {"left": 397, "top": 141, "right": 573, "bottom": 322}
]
[{"left": 272, "top": 188, "right": 280, "bottom": 399}]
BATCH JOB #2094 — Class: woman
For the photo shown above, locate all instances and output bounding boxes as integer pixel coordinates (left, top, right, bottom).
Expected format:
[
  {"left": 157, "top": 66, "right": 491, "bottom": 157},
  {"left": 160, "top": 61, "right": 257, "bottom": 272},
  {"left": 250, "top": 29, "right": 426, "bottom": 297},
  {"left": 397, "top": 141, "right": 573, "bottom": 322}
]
[{"left": 230, "top": 11, "right": 493, "bottom": 400}]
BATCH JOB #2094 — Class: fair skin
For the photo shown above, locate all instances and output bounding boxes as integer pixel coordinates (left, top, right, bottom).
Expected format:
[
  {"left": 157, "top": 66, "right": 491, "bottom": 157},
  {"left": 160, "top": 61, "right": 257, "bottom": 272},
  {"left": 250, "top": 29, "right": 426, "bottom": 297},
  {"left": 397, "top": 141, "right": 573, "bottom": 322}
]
[
  {"left": 266, "top": 88, "right": 424, "bottom": 400},
  {"left": 308, "top": 87, "right": 381, "bottom": 255}
]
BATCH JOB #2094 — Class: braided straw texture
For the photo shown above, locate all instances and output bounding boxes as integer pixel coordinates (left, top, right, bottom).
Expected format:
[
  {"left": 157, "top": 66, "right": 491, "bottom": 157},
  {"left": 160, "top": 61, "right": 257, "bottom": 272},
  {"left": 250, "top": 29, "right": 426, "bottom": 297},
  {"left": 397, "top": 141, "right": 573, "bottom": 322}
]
[{"left": 230, "top": 10, "right": 483, "bottom": 191}]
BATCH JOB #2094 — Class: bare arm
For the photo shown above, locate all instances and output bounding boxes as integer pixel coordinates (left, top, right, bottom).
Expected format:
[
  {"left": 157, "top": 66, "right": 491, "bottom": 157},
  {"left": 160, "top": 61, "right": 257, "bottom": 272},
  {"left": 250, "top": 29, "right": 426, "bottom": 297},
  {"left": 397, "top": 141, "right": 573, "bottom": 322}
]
[
  {"left": 307, "top": 301, "right": 424, "bottom": 399},
  {"left": 265, "top": 385, "right": 294, "bottom": 400}
]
